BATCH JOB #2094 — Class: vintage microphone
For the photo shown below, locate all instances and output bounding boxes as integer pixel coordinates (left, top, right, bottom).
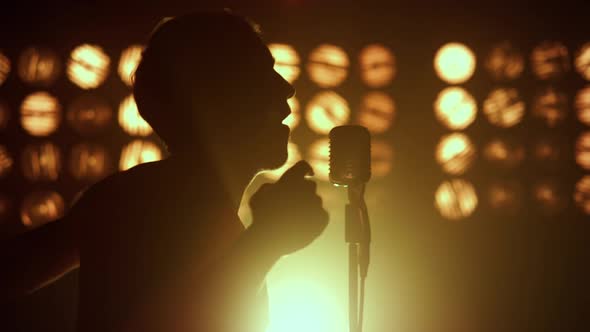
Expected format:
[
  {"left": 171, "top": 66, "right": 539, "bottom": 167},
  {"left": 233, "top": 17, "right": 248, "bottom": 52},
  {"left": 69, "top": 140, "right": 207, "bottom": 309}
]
[{"left": 329, "top": 125, "right": 371, "bottom": 332}]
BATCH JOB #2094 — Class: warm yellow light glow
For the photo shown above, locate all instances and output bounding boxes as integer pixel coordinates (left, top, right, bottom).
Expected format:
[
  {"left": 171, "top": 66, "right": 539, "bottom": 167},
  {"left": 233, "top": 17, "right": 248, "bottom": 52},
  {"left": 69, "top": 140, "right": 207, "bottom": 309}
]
[
  {"left": 305, "top": 91, "right": 350, "bottom": 134},
  {"left": 118, "top": 94, "right": 153, "bottom": 136},
  {"left": 575, "top": 86, "right": 590, "bottom": 126},
  {"left": 574, "top": 176, "right": 590, "bottom": 215},
  {"left": 0, "top": 145, "right": 13, "bottom": 178},
  {"left": 532, "top": 180, "right": 564, "bottom": 215},
  {"left": 487, "top": 181, "right": 522, "bottom": 213},
  {"left": 307, "top": 44, "right": 349, "bottom": 88},
  {"left": 575, "top": 43, "right": 590, "bottom": 81},
  {"left": 0, "top": 52, "right": 10, "bottom": 86},
  {"left": 533, "top": 138, "right": 561, "bottom": 162},
  {"left": 371, "top": 140, "right": 394, "bottom": 178},
  {"left": 483, "top": 88, "right": 525, "bottom": 128},
  {"left": 576, "top": 131, "right": 590, "bottom": 170},
  {"left": 435, "top": 179, "right": 478, "bottom": 220},
  {"left": 359, "top": 44, "right": 396, "bottom": 87},
  {"left": 17, "top": 47, "right": 61, "bottom": 86},
  {"left": 20, "top": 191, "right": 64, "bottom": 228},
  {"left": 435, "top": 133, "right": 475, "bottom": 175},
  {"left": 434, "top": 43, "right": 476, "bottom": 84},
  {"left": 268, "top": 43, "right": 301, "bottom": 83},
  {"left": 67, "top": 44, "right": 110, "bottom": 89},
  {"left": 262, "top": 142, "right": 301, "bottom": 181},
  {"left": 531, "top": 41, "right": 570, "bottom": 80},
  {"left": 434, "top": 87, "right": 477, "bottom": 130},
  {"left": 532, "top": 87, "right": 567, "bottom": 127},
  {"left": 308, "top": 138, "right": 330, "bottom": 181},
  {"left": 119, "top": 140, "right": 162, "bottom": 171},
  {"left": 70, "top": 143, "right": 111, "bottom": 181},
  {"left": 0, "top": 101, "right": 8, "bottom": 130},
  {"left": 282, "top": 97, "right": 300, "bottom": 130},
  {"left": 358, "top": 92, "right": 395, "bottom": 134},
  {"left": 118, "top": 44, "right": 143, "bottom": 87},
  {"left": 21, "top": 142, "right": 61, "bottom": 182},
  {"left": 483, "top": 138, "right": 524, "bottom": 168},
  {"left": 67, "top": 94, "right": 113, "bottom": 135},
  {"left": 484, "top": 41, "right": 524, "bottom": 81},
  {"left": 20, "top": 91, "right": 61, "bottom": 136}
]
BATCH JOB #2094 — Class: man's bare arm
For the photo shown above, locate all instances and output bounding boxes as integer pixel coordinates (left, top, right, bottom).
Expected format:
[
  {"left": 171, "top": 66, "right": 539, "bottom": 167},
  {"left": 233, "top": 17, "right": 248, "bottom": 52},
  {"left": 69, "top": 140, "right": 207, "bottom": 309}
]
[{"left": 0, "top": 216, "right": 79, "bottom": 301}]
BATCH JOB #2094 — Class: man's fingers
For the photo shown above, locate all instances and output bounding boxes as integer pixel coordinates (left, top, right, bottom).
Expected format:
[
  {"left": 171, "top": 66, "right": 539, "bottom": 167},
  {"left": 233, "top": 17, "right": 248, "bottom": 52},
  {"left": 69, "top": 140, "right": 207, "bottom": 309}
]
[{"left": 278, "top": 160, "right": 314, "bottom": 183}]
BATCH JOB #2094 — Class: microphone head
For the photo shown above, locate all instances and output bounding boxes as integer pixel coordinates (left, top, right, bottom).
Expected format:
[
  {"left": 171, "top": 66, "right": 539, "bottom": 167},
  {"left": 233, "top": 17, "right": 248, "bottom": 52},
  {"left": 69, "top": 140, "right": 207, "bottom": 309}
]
[{"left": 329, "top": 125, "right": 371, "bottom": 186}]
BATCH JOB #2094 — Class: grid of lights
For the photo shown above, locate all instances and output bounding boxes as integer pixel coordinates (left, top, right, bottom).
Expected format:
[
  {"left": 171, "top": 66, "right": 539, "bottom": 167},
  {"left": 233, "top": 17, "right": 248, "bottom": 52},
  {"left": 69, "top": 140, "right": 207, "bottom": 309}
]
[{"left": 433, "top": 40, "right": 590, "bottom": 220}]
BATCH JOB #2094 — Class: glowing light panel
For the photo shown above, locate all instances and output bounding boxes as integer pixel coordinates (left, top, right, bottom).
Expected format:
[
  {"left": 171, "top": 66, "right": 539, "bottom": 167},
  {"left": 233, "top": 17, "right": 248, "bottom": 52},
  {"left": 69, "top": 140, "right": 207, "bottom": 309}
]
[
  {"left": 531, "top": 41, "right": 570, "bottom": 80},
  {"left": 67, "top": 94, "right": 113, "bottom": 135},
  {"left": 70, "top": 143, "right": 111, "bottom": 181},
  {"left": 118, "top": 44, "right": 143, "bottom": 87},
  {"left": 268, "top": 43, "right": 301, "bottom": 83},
  {"left": 575, "top": 86, "right": 590, "bottom": 126},
  {"left": 119, "top": 140, "right": 162, "bottom": 171},
  {"left": 574, "top": 42, "right": 590, "bottom": 81},
  {"left": 532, "top": 87, "right": 567, "bottom": 127},
  {"left": 576, "top": 131, "right": 590, "bottom": 170},
  {"left": 487, "top": 181, "right": 522, "bottom": 213},
  {"left": 305, "top": 91, "right": 350, "bottom": 134},
  {"left": 434, "top": 87, "right": 477, "bottom": 130},
  {"left": 307, "top": 44, "right": 349, "bottom": 88},
  {"left": 435, "top": 133, "right": 476, "bottom": 175},
  {"left": 20, "top": 91, "right": 61, "bottom": 136},
  {"left": 483, "top": 88, "right": 525, "bottom": 128},
  {"left": 67, "top": 44, "right": 110, "bottom": 89},
  {"left": 359, "top": 44, "right": 396, "bottom": 87},
  {"left": 484, "top": 41, "right": 524, "bottom": 81},
  {"left": 483, "top": 138, "right": 525, "bottom": 168},
  {"left": 435, "top": 179, "right": 478, "bottom": 220},
  {"left": 17, "top": 47, "right": 61, "bottom": 86},
  {"left": 21, "top": 142, "right": 61, "bottom": 181},
  {"left": 434, "top": 43, "right": 476, "bottom": 84},
  {"left": 118, "top": 94, "right": 153, "bottom": 136},
  {"left": 21, "top": 191, "right": 64, "bottom": 228},
  {"left": 357, "top": 92, "right": 395, "bottom": 134},
  {"left": 574, "top": 176, "right": 590, "bottom": 215}
]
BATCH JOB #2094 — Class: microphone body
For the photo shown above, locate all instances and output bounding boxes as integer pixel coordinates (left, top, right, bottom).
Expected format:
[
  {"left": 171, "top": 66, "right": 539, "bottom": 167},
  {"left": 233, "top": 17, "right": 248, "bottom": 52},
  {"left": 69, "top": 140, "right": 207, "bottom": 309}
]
[{"left": 329, "top": 125, "right": 371, "bottom": 186}]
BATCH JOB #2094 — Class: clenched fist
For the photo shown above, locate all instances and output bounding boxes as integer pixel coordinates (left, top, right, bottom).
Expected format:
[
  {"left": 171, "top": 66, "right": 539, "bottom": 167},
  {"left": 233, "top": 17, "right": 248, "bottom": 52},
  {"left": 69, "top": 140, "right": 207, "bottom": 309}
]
[{"left": 249, "top": 161, "right": 329, "bottom": 257}]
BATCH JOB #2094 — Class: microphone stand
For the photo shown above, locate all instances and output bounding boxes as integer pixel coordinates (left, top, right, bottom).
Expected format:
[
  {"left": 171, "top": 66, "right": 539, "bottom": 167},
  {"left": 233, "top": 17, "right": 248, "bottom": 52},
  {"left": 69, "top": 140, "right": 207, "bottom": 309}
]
[{"left": 345, "top": 182, "right": 371, "bottom": 332}]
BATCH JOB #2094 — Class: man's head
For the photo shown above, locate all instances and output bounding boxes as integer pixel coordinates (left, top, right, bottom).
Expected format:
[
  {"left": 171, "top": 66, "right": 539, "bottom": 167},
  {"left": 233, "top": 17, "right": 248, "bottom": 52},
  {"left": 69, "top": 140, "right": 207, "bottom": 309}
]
[{"left": 133, "top": 10, "right": 294, "bottom": 171}]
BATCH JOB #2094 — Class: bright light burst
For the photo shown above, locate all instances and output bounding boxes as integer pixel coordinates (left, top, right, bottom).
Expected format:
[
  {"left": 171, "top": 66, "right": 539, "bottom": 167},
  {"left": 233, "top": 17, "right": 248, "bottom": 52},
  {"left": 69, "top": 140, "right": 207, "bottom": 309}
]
[
  {"left": 67, "top": 44, "right": 110, "bottom": 89},
  {"left": 574, "top": 42, "right": 590, "bottom": 81},
  {"left": 119, "top": 140, "right": 162, "bottom": 171},
  {"left": 483, "top": 88, "right": 525, "bottom": 128},
  {"left": 118, "top": 94, "right": 153, "bottom": 136},
  {"left": 18, "top": 47, "right": 61, "bottom": 86},
  {"left": 434, "top": 87, "right": 477, "bottom": 130},
  {"left": 435, "top": 179, "right": 478, "bottom": 220},
  {"left": 268, "top": 43, "right": 301, "bottom": 84},
  {"left": 359, "top": 44, "right": 396, "bottom": 87},
  {"left": 307, "top": 44, "right": 349, "bottom": 88},
  {"left": 435, "top": 133, "right": 476, "bottom": 175},
  {"left": 531, "top": 41, "right": 570, "bottom": 80},
  {"left": 532, "top": 87, "right": 568, "bottom": 127},
  {"left": 118, "top": 44, "right": 143, "bottom": 87},
  {"left": 434, "top": 42, "right": 476, "bottom": 84},
  {"left": 484, "top": 41, "right": 524, "bottom": 81},
  {"left": 20, "top": 91, "right": 61, "bottom": 136},
  {"left": 305, "top": 91, "right": 350, "bottom": 135},
  {"left": 358, "top": 92, "right": 395, "bottom": 134}
]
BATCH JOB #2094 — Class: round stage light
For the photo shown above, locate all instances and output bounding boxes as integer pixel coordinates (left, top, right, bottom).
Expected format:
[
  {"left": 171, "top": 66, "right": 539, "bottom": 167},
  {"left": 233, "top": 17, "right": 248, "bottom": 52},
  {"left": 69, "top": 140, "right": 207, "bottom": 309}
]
[
  {"left": 574, "top": 175, "right": 590, "bottom": 215},
  {"left": 0, "top": 51, "right": 10, "bottom": 86},
  {"left": 308, "top": 138, "right": 330, "bottom": 181},
  {"left": 21, "top": 142, "right": 61, "bottom": 182},
  {"left": 0, "top": 194, "right": 11, "bottom": 222},
  {"left": 118, "top": 44, "right": 143, "bottom": 87},
  {"left": 0, "top": 145, "right": 13, "bottom": 178},
  {"left": 483, "top": 88, "right": 525, "bottom": 128},
  {"left": 487, "top": 181, "right": 523, "bottom": 214},
  {"left": 434, "top": 87, "right": 477, "bottom": 130},
  {"left": 268, "top": 43, "right": 301, "bottom": 84},
  {"left": 484, "top": 41, "right": 524, "bottom": 81},
  {"left": 263, "top": 142, "right": 301, "bottom": 180},
  {"left": 282, "top": 97, "right": 300, "bottom": 130},
  {"left": 307, "top": 44, "right": 349, "bottom": 88},
  {"left": 118, "top": 94, "right": 153, "bottom": 136},
  {"left": 435, "top": 133, "right": 476, "bottom": 175},
  {"left": 371, "top": 139, "right": 394, "bottom": 178},
  {"left": 17, "top": 47, "right": 61, "bottom": 86},
  {"left": 20, "top": 91, "right": 61, "bottom": 136},
  {"left": 435, "top": 179, "right": 478, "bottom": 220},
  {"left": 434, "top": 42, "right": 476, "bottom": 84},
  {"left": 575, "top": 43, "right": 590, "bottom": 81},
  {"left": 532, "top": 180, "right": 564, "bottom": 215},
  {"left": 305, "top": 91, "right": 350, "bottom": 134},
  {"left": 359, "top": 44, "right": 396, "bottom": 88},
  {"left": 119, "top": 140, "right": 162, "bottom": 171},
  {"left": 357, "top": 92, "right": 395, "bottom": 134},
  {"left": 576, "top": 131, "right": 590, "bottom": 170},
  {"left": 483, "top": 138, "right": 525, "bottom": 169},
  {"left": 67, "top": 44, "right": 110, "bottom": 89},
  {"left": 575, "top": 86, "right": 590, "bottom": 126},
  {"left": 531, "top": 41, "right": 570, "bottom": 80},
  {"left": 67, "top": 94, "right": 113, "bottom": 135},
  {"left": 0, "top": 101, "right": 9, "bottom": 130},
  {"left": 533, "top": 137, "right": 561, "bottom": 163},
  {"left": 70, "top": 143, "right": 112, "bottom": 181},
  {"left": 532, "top": 87, "right": 567, "bottom": 127},
  {"left": 20, "top": 191, "right": 64, "bottom": 228}
]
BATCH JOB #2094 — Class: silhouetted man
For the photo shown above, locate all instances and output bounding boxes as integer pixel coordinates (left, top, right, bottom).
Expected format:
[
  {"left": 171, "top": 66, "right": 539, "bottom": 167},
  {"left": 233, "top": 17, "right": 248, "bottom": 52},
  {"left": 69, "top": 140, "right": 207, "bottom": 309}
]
[{"left": 1, "top": 11, "right": 328, "bottom": 332}]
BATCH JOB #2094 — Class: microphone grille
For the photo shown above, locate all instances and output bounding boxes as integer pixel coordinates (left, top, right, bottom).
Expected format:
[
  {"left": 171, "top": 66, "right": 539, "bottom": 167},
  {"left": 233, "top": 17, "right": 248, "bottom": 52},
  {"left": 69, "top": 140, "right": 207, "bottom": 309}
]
[{"left": 329, "top": 125, "right": 371, "bottom": 186}]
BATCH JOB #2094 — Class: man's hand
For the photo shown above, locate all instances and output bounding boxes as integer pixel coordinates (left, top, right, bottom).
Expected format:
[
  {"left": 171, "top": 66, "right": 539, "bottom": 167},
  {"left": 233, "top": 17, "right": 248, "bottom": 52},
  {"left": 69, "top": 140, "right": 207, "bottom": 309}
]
[{"left": 249, "top": 161, "right": 329, "bottom": 257}]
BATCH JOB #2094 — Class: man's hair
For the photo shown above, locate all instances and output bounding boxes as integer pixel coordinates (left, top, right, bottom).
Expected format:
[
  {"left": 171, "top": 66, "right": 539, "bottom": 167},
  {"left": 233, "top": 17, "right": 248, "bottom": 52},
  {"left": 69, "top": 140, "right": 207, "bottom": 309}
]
[{"left": 133, "top": 10, "right": 262, "bottom": 153}]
